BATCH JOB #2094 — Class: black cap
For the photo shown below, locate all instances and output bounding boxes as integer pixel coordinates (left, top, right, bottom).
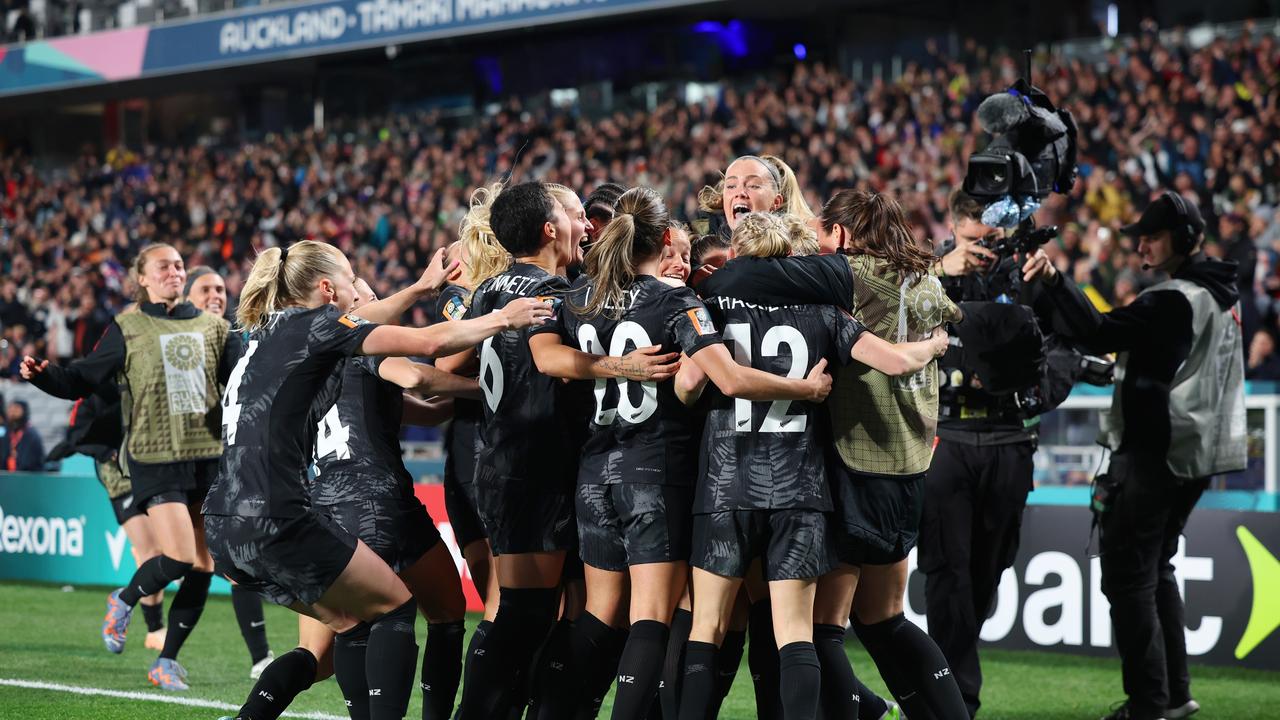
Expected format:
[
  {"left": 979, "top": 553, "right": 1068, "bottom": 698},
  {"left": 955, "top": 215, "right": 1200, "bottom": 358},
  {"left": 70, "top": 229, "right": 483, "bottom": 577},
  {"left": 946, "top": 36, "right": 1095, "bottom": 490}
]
[{"left": 1120, "top": 193, "right": 1205, "bottom": 238}]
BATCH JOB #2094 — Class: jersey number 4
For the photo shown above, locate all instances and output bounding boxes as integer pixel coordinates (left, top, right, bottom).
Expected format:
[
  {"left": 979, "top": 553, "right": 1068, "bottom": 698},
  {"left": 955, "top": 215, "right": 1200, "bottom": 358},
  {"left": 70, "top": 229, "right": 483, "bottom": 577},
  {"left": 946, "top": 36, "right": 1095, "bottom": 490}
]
[
  {"left": 578, "top": 322, "right": 658, "bottom": 425},
  {"left": 222, "top": 340, "right": 260, "bottom": 446},
  {"left": 722, "top": 323, "right": 809, "bottom": 433},
  {"left": 313, "top": 405, "right": 352, "bottom": 472}
]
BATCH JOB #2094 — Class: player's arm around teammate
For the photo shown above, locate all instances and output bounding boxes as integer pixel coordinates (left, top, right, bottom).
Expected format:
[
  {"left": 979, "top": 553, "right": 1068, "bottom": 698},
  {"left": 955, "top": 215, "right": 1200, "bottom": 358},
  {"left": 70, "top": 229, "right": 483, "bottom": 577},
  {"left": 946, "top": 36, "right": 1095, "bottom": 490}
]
[{"left": 203, "top": 241, "right": 550, "bottom": 720}]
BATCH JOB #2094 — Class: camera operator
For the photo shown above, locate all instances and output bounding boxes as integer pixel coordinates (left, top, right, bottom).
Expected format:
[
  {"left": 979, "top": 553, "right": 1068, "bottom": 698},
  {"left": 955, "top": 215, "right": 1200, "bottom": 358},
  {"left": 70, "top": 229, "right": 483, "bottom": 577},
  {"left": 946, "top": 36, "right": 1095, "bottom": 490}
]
[
  {"left": 918, "top": 189, "right": 1057, "bottom": 719},
  {"left": 1024, "top": 193, "right": 1246, "bottom": 720}
]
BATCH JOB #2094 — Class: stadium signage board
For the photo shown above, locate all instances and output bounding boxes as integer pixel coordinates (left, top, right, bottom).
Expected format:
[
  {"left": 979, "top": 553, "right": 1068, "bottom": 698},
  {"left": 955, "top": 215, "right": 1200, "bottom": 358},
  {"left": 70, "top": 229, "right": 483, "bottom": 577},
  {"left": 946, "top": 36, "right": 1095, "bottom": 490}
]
[
  {"left": 0, "top": 0, "right": 710, "bottom": 97},
  {"left": 904, "top": 505, "right": 1280, "bottom": 670}
]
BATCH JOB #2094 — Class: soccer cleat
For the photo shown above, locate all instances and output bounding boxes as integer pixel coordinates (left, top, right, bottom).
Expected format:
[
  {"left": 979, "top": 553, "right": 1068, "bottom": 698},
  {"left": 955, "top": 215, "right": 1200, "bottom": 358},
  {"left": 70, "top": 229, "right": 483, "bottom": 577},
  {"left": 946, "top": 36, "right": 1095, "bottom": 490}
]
[
  {"left": 879, "top": 702, "right": 903, "bottom": 720},
  {"left": 1166, "top": 699, "right": 1200, "bottom": 719},
  {"left": 249, "top": 651, "right": 275, "bottom": 680},
  {"left": 149, "top": 657, "right": 191, "bottom": 691},
  {"left": 101, "top": 588, "right": 132, "bottom": 654}
]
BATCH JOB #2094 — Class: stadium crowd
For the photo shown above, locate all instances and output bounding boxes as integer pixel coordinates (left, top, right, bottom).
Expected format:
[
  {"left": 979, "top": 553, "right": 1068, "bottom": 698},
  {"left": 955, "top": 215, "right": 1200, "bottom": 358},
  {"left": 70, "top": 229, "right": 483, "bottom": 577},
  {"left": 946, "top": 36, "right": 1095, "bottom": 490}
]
[{"left": 1, "top": 22, "right": 1278, "bottom": 377}]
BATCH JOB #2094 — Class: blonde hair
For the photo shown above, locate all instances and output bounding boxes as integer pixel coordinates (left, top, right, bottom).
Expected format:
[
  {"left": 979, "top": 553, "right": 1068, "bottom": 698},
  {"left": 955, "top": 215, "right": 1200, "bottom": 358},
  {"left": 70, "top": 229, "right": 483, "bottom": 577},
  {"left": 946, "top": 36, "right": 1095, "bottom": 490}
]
[
  {"left": 762, "top": 155, "right": 815, "bottom": 221},
  {"left": 132, "top": 243, "right": 179, "bottom": 304},
  {"left": 544, "top": 183, "right": 579, "bottom": 213},
  {"left": 458, "top": 183, "right": 510, "bottom": 297},
  {"left": 697, "top": 155, "right": 814, "bottom": 221},
  {"left": 782, "top": 213, "right": 819, "bottom": 256},
  {"left": 578, "top": 187, "right": 669, "bottom": 320},
  {"left": 732, "top": 212, "right": 792, "bottom": 258},
  {"left": 236, "top": 240, "right": 347, "bottom": 331}
]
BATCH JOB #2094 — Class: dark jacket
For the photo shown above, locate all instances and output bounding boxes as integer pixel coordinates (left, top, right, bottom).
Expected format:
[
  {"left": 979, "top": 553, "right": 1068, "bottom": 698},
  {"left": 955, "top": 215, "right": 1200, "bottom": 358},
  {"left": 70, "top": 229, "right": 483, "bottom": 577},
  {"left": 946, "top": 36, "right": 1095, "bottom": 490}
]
[
  {"left": 0, "top": 422, "right": 45, "bottom": 472},
  {"left": 1040, "top": 254, "right": 1239, "bottom": 457}
]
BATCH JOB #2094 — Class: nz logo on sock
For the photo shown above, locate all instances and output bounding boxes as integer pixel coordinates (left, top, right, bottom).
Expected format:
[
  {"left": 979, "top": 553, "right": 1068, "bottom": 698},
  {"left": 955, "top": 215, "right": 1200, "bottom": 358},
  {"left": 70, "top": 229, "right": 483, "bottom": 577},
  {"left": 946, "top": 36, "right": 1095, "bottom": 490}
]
[
  {"left": 618, "top": 675, "right": 636, "bottom": 684},
  {"left": 258, "top": 691, "right": 274, "bottom": 702},
  {"left": 369, "top": 689, "right": 382, "bottom": 696},
  {"left": 933, "top": 667, "right": 952, "bottom": 680}
]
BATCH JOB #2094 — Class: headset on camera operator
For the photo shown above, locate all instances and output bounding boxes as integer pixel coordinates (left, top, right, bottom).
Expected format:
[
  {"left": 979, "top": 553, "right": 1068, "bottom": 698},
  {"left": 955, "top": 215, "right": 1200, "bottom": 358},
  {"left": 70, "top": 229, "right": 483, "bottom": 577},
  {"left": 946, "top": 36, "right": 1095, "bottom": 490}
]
[{"left": 1024, "top": 192, "right": 1246, "bottom": 720}]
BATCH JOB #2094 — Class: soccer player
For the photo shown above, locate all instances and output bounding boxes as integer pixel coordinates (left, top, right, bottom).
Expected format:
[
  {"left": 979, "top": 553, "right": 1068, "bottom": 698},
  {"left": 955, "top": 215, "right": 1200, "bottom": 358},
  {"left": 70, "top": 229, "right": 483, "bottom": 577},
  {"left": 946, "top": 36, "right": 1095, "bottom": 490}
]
[
  {"left": 228, "top": 277, "right": 479, "bottom": 720},
  {"left": 528, "top": 190, "right": 834, "bottom": 720},
  {"left": 22, "top": 243, "right": 239, "bottom": 690},
  {"left": 202, "top": 239, "right": 552, "bottom": 720},
  {"left": 814, "top": 190, "right": 969, "bottom": 720},
  {"left": 182, "top": 265, "right": 275, "bottom": 679},
  {"left": 674, "top": 212, "right": 948, "bottom": 720},
  {"left": 451, "top": 182, "right": 678, "bottom": 720}
]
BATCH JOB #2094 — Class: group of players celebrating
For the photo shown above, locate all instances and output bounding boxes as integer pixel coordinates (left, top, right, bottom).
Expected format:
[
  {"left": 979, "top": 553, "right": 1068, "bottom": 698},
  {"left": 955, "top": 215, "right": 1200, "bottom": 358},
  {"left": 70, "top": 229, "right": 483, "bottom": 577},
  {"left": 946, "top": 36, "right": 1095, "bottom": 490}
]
[{"left": 24, "top": 152, "right": 992, "bottom": 720}]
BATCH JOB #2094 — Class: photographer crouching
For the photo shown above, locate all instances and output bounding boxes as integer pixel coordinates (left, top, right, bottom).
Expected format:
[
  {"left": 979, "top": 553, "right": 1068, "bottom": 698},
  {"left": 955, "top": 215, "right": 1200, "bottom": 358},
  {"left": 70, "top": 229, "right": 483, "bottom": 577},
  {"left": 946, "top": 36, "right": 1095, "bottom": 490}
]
[{"left": 1024, "top": 192, "right": 1247, "bottom": 720}]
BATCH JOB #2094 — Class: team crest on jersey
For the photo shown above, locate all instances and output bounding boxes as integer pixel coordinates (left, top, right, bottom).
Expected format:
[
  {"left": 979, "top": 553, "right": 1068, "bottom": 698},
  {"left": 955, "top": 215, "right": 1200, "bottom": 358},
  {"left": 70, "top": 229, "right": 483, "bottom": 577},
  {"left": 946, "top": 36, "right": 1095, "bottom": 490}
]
[
  {"left": 687, "top": 308, "right": 716, "bottom": 335},
  {"left": 537, "top": 295, "right": 564, "bottom": 312},
  {"left": 338, "top": 313, "right": 369, "bottom": 329},
  {"left": 441, "top": 296, "right": 467, "bottom": 322}
]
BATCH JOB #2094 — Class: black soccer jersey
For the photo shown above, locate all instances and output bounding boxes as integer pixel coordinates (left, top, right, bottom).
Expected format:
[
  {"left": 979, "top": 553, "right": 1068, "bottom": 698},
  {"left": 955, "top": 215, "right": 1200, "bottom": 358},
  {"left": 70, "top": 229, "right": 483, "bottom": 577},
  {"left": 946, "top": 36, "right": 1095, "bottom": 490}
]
[
  {"left": 695, "top": 294, "right": 864, "bottom": 512},
  {"left": 536, "top": 275, "right": 723, "bottom": 486},
  {"left": 465, "top": 263, "right": 574, "bottom": 486},
  {"left": 203, "top": 304, "right": 378, "bottom": 519},
  {"left": 310, "top": 355, "right": 414, "bottom": 506},
  {"left": 434, "top": 284, "right": 484, "bottom": 430}
]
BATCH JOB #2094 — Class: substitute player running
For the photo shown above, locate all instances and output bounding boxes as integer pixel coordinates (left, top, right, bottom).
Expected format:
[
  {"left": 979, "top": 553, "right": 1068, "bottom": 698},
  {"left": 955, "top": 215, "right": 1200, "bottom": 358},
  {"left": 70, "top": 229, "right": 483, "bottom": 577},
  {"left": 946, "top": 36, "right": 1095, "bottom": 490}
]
[{"left": 22, "top": 243, "right": 238, "bottom": 690}]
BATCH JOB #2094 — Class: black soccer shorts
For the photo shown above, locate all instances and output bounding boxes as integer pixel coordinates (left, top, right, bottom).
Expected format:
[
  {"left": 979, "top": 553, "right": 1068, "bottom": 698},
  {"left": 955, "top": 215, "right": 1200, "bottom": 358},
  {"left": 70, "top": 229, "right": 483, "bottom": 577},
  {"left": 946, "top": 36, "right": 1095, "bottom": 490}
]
[
  {"left": 325, "top": 496, "right": 441, "bottom": 574},
  {"left": 205, "top": 511, "right": 357, "bottom": 607},
  {"left": 575, "top": 483, "right": 692, "bottom": 572},
  {"left": 691, "top": 508, "right": 834, "bottom": 581},
  {"left": 829, "top": 463, "right": 926, "bottom": 565}
]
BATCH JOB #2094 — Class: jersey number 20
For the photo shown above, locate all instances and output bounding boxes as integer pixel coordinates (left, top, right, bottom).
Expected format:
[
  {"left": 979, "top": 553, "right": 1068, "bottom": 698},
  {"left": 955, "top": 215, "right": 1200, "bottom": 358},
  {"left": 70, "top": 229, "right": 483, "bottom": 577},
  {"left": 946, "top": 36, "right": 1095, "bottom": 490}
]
[
  {"left": 578, "top": 322, "right": 658, "bottom": 425},
  {"left": 722, "top": 323, "right": 808, "bottom": 433}
]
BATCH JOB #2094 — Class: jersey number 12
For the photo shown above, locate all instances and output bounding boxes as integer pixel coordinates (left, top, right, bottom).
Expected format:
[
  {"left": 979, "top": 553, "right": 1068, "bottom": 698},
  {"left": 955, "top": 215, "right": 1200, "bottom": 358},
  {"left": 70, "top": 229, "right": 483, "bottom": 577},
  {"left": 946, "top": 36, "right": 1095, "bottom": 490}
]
[{"left": 722, "top": 323, "right": 808, "bottom": 433}]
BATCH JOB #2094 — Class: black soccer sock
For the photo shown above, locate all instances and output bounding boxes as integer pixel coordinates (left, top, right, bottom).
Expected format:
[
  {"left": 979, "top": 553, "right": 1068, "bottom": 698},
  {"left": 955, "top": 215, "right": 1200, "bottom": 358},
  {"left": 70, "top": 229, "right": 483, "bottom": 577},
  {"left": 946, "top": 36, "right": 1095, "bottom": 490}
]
[
  {"left": 854, "top": 613, "right": 968, "bottom": 720},
  {"left": 334, "top": 622, "right": 372, "bottom": 720},
  {"left": 236, "top": 647, "right": 318, "bottom": 720},
  {"left": 655, "top": 607, "right": 692, "bottom": 719},
  {"left": 140, "top": 599, "right": 165, "bottom": 633},
  {"left": 814, "top": 624, "right": 860, "bottom": 720},
  {"left": 367, "top": 598, "right": 419, "bottom": 720},
  {"left": 455, "top": 587, "right": 559, "bottom": 720},
  {"left": 119, "top": 555, "right": 192, "bottom": 606},
  {"left": 160, "top": 570, "right": 211, "bottom": 660},
  {"left": 529, "top": 617, "right": 578, "bottom": 720},
  {"left": 574, "top": 613, "right": 628, "bottom": 720},
  {"left": 232, "top": 584, "right": 272, "bottom": 664},
  {"left": 856, "top": 677, "right": 889, "bottom": 720},
  {"left": 463, "top": 619, "right": 492, "bottom": 684},
  {"left": 421, "top": 620, "right": 465, "bottom": 720},
  {"left": 711, "top": 629, "right": 745, "bottom": 714},
  {"left": 612, "top": 620, "right": 669, "bottom": 720},
  {"left": 778, "top": 642, "right": 821, "bottom": 720},
  {"left": 748, "top": 601, "right": 782, "bottom": 720},
  {"left": 677, "top": 641, "right": 718, "bottom": 720}
]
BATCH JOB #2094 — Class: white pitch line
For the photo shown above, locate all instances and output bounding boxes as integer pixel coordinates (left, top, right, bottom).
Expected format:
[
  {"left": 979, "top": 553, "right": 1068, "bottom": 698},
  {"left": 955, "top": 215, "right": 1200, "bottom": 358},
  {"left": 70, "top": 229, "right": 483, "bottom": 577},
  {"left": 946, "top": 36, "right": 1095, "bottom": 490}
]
[{"left": 0, "top": 678, "right": 347, "bottom": 719}]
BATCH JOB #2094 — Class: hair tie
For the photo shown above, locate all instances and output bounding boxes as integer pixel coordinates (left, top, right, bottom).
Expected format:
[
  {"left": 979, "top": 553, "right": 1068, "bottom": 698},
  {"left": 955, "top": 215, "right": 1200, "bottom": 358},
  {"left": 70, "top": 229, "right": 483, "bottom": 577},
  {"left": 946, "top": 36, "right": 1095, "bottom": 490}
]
[{"left": 277, "top": 246, "right": 290, "bottom": 294}]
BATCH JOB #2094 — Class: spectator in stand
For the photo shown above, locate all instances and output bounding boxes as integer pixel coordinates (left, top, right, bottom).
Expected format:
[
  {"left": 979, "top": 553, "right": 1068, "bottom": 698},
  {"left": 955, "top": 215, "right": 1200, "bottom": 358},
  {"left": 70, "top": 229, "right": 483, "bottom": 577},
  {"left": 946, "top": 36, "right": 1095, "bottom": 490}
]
[{"left": 0, "top": 400, "right": 44, "bottom": 472}]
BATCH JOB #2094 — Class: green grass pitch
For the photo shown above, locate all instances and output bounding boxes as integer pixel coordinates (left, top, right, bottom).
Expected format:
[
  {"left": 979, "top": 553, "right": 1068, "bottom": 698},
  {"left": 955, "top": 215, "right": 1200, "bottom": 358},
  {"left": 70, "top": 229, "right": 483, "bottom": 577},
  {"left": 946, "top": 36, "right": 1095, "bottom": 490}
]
[{"left": 1, "top": 582, "right": 1277, "bottom": 719}]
